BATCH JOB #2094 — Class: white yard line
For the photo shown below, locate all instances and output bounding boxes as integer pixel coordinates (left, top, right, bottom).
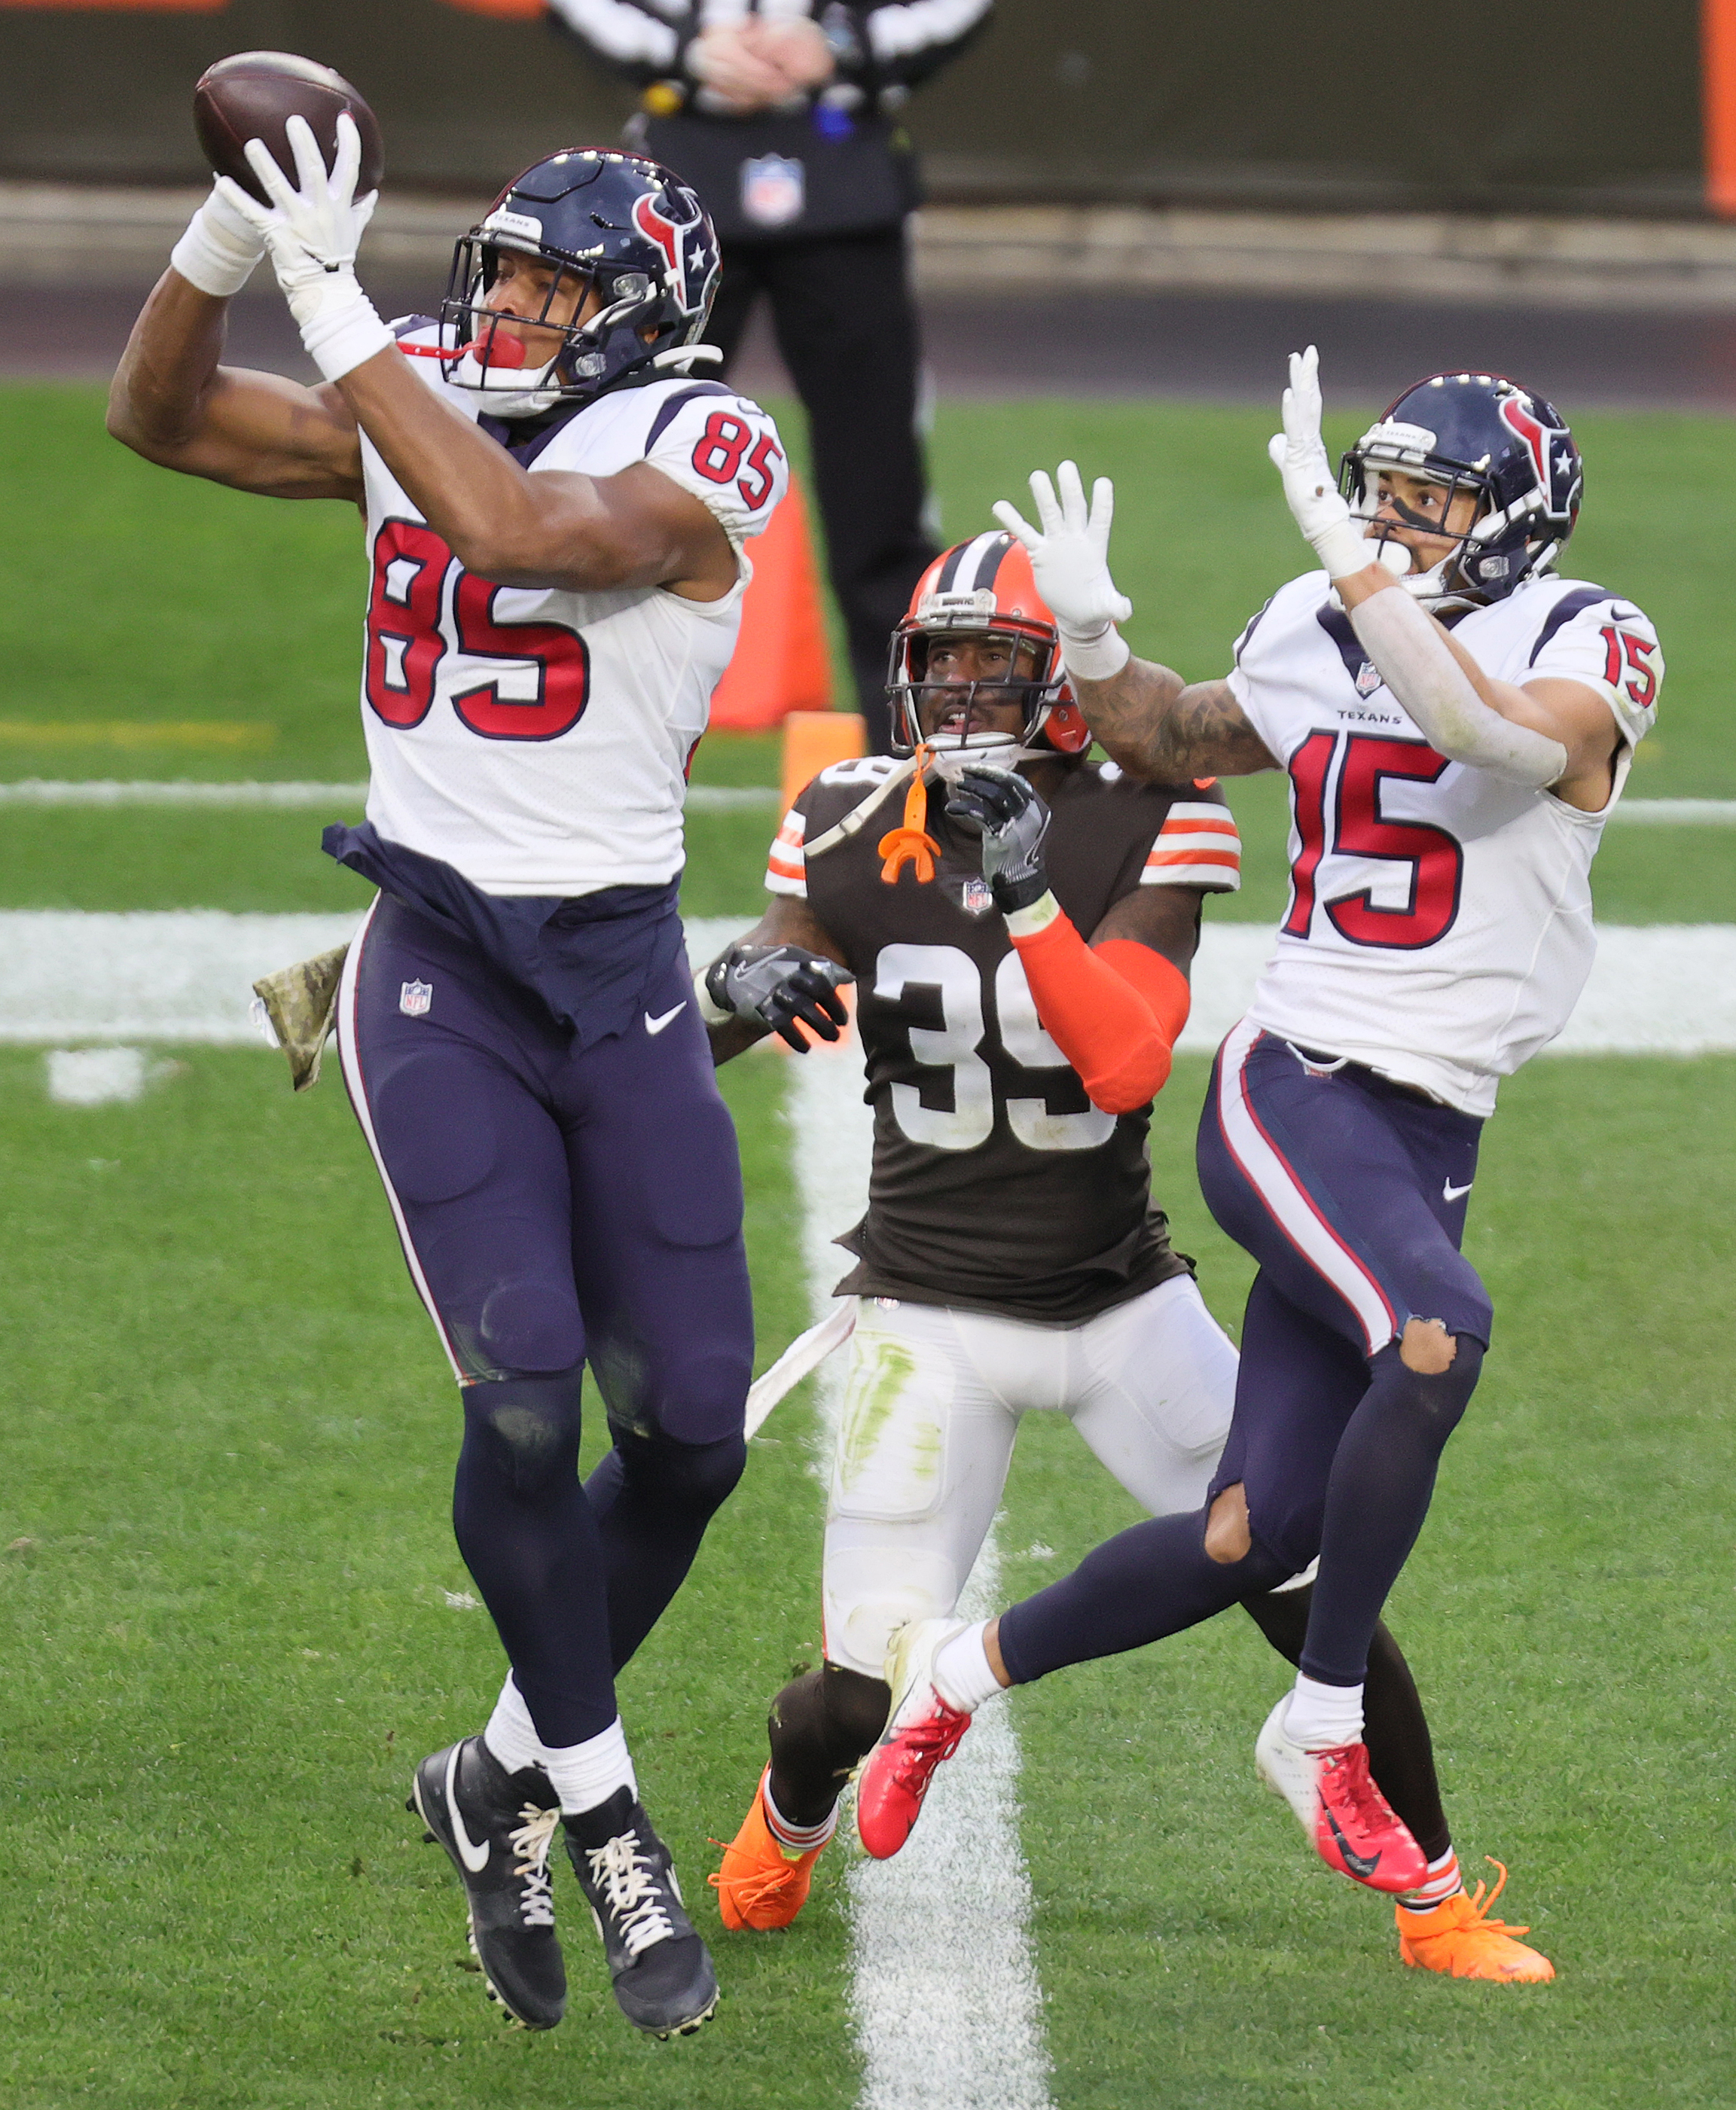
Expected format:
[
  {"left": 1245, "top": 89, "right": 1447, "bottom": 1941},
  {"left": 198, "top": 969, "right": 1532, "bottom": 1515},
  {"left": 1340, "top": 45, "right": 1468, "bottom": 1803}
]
[
  {"left": 786, "top": 1044, "right": 1054, "bottom": 2110},
  {"left": 0, "top": 779, "right": 775, "bottom": 811},
  {"left": 5, "top": 913, "right": 1734, "bottom": 1056},
  {"left": 1604, "top": 798, "right": 1736, "bottom": 825},
  {"left": 2, "top": 777, "right": 1722, "bottom": 822}
]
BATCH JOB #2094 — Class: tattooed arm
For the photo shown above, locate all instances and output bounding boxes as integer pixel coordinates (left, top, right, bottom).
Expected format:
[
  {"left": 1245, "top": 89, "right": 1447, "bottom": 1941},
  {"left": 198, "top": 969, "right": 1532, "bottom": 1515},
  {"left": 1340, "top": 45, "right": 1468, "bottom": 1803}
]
[{"left": 1072, "top": 659, "right": 1280, "bottom": 782}]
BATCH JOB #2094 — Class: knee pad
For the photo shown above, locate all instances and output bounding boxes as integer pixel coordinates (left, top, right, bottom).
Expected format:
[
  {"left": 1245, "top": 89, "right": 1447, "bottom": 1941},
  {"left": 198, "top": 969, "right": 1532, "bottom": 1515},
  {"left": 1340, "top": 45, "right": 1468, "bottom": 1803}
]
[
  {"left": 609, "top": 1425, "right": 746, "bottom": 1521},
  {"left": 461, "top": 1368, "right": 584, "bottom": 1499}
]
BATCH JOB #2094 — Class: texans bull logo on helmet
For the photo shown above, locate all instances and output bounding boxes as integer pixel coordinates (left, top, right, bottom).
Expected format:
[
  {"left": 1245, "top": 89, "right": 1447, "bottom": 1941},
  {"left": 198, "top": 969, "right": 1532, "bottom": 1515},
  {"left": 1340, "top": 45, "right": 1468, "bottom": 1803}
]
[{"left": 631, "top": 187, "right": 721, "bottom": 322}]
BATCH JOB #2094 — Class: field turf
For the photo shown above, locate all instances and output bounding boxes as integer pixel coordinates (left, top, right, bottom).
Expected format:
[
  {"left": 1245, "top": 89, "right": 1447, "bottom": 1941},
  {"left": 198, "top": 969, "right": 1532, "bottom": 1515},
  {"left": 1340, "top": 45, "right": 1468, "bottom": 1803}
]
[{"left": 0, "top": 384, "right": 1731, "bottom": 2106}]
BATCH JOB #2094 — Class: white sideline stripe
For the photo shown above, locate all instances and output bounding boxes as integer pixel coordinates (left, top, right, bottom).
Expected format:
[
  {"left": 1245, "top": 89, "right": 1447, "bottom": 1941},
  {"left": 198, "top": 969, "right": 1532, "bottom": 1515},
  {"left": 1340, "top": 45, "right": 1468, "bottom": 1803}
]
[
  {"left": 786, "top": 1047, "right": 1054, "bottom": 2110},
  {"left": 1215, "top": 1015, "right": 1395, "bottom": 1354},
  {"left": 3, "top": 913, "right": 1733, "bottom": 1055},
  {"left": 1604, "top": 798, "right": 1736, "bottom": 825},
  {"left": 2, "top": 779, "right": 1723, "bottom": 822},
  {"left": 0, "top": 778, "right": 776, "bottom": 811}
]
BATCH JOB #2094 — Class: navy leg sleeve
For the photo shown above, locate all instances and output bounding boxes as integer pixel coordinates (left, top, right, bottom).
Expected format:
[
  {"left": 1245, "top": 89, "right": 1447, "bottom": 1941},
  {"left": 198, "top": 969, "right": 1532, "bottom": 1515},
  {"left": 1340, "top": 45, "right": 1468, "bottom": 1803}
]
[
  {"left": 996, "top": 1506, "right": 1291, "bottom": 1687},
  {"left": 453, "top": 1369, "right": 616, "bottom": 1749},
  {"left": 1301, "top": 1337, "right": 1484, "bottom": 1686}
]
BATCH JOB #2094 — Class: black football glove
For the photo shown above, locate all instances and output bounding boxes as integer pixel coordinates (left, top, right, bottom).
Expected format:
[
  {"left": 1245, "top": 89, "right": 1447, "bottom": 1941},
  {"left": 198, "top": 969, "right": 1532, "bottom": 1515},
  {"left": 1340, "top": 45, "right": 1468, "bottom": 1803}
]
[
  {"left": 705, "top": 944, "right": 854, "bottom": 1050},
  {"left": 944, "top": 764, "right": 1053, "bottom": 914}
]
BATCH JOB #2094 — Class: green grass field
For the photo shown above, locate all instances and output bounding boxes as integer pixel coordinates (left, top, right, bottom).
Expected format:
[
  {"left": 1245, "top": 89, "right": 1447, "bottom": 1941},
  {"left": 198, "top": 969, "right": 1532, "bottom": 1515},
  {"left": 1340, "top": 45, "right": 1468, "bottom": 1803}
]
[{"left": 1, "top": 384, "right": 1731, "bottom": 2107}]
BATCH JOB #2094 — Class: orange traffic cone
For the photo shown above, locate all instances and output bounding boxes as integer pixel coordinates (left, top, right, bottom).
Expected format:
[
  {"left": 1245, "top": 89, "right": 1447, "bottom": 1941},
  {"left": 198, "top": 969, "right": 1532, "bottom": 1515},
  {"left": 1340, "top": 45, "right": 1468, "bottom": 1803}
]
[{"left": 710, "top": 478, "right": 835, "bottom": 731}]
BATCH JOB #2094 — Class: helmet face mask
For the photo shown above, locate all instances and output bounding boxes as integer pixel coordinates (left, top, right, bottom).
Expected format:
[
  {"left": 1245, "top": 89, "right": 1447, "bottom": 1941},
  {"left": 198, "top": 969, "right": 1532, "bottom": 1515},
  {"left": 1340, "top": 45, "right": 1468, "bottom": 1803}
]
[
  {"left": 887, "top": 536, "right": 1091, "bottom": 760},
  {"left": 437, "top": 151, "right": 720, "bottom": 417},
  {"left": 1338, "top": 373, "right": 1583, "bottom": 608}
]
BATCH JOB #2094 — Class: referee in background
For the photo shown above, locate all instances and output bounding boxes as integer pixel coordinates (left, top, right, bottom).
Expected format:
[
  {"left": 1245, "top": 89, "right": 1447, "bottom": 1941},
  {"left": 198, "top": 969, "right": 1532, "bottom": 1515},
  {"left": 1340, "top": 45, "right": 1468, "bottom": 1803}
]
[{"left": 549, "top": 0, "right": 993, "bottom": 751}]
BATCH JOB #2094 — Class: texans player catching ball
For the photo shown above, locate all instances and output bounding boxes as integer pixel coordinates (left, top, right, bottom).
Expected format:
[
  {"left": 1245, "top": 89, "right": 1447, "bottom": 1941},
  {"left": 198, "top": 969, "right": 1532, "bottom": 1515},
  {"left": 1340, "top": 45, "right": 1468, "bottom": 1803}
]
[
  {"left": 108, "top": 117, "right": 791, "bottom": 2038},
  {"left": 855, "top": 357, "right": 1662, "bottom": 1981},
  {"left": 697, "top": 535, "right": 1509, "bottom": 1977}
]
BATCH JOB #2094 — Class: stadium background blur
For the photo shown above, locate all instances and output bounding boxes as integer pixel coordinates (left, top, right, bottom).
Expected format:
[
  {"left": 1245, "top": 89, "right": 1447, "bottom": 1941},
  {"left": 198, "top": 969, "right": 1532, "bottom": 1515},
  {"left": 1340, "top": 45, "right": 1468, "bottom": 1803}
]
[{"left": 1, "top": 5, "right": 1732, "bottom": 2106}]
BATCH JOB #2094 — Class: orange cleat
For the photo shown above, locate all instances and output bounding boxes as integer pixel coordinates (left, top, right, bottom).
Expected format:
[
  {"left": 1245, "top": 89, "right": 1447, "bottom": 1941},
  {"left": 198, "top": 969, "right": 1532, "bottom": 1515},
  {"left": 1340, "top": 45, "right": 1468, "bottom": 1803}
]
[
  {"left": 1396, "top": 1860, "right": 1555, "bottom": 1983},
  {"left": 708, "top": 1772, "right": 829, "bottom": 1932}
]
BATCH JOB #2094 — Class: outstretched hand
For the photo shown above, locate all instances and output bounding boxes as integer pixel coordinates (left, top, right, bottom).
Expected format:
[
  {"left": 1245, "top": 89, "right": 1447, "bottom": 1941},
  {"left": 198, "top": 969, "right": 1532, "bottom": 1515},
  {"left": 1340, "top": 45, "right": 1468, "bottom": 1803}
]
[
  {"left": 993, "top": 461, "right": 1132, "bottom": 639},
  {"left": 216, "top": 112, "right": 378, "bottom": 316},
  {"left": 1266, "top": 346, "right": 1368, "bottom": 580}
]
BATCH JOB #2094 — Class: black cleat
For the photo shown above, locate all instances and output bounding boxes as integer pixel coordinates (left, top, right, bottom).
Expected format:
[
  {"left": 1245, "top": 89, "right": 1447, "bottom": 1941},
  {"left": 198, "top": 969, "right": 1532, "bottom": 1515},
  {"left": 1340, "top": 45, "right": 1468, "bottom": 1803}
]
[
  {"left": 410, "top": 1736, "right": 566, "bottom": 2030},
  {"left": 563, "top": 1786, "right": 719, "bottom": 2038}
]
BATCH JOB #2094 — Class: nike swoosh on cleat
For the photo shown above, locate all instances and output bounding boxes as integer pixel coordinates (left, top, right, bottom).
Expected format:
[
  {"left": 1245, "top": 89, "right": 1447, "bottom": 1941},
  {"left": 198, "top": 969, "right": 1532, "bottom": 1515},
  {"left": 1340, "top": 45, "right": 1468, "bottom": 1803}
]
[
  {"left": 446, "top": 1746, "right": 490, "bottom": 1874},
  {"left": 645, "top": 1002, "right": 688, "bottom": 1036},
  {"left": 1325, "top": 1807, "right": 1381, "bottom": 1880},
  {"left": 1443, "top": 1180, "right": 1474, "bottom": 1202}
]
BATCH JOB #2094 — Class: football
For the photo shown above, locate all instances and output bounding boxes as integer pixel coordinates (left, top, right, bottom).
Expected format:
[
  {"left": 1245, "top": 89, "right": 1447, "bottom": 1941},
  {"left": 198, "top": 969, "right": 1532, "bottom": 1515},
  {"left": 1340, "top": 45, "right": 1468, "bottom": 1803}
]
[{"left": 192, "top": 50, "right": 383, "bottom": 206}]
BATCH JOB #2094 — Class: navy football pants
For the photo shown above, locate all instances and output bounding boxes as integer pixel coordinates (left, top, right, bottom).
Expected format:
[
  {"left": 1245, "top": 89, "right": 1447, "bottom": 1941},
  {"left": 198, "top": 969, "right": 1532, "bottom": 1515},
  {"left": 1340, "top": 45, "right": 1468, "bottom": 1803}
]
[
  {"left": 337, "top": 894, "right": 753, "bottom": 1745},
  {"left": 999, "top": 1021, "right": 1490, "bottom": 1694}
]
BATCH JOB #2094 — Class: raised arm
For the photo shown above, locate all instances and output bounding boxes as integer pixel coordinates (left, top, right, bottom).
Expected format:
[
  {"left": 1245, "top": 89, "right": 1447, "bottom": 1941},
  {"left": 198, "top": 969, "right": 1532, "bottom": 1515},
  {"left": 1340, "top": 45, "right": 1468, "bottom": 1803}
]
[
  {"left": 191, "top": 116, "right": 741, "bottom": 598},
  {"left": 106, "top": 188, "right": 362, "bottom": 502},
  {"left": 992, "top": 463, "right": 1280, "bottom": 783}
]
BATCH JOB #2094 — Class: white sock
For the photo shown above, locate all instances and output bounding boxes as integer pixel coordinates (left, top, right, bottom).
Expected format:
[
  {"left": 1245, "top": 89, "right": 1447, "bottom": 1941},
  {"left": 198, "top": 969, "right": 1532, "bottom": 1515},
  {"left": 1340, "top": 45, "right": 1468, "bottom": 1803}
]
[
  {"left": 1283, "top": 1672, "right": 1365, "bottom": 1750},
  {"left": 541, "top": 1717, "right": 638, "bottom": 1817},
  {"left": 1403, "top": 1847, "right": 1464, "bottom": 1910},
  {"left": 761, "top": 1776, "right": 838, "bottom": 1855},
  {"left": 931, "top": 1622, "right": 1003, "bottom": 1714},
  {"left": 482, "top": 1675, "right": 547, "bottom": 1776}
]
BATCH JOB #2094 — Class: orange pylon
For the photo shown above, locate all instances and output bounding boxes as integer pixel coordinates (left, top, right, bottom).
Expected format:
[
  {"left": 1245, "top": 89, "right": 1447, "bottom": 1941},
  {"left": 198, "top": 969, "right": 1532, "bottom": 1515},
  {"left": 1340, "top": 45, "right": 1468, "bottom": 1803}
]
[{"left": 711, "top": 478, "right": 836, "bottom": 731}]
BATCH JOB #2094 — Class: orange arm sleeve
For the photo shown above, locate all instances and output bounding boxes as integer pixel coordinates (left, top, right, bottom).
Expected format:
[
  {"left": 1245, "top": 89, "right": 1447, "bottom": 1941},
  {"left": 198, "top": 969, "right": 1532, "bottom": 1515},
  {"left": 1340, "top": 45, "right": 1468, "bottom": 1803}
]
[{"left": 1008, "top": 908, "right": 1192, "bottom": 1114}]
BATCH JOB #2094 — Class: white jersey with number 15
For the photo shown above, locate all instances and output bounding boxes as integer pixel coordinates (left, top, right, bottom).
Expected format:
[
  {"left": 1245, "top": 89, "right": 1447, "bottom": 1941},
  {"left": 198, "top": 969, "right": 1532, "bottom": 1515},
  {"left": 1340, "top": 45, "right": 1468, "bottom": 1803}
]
[
  {"left": 1228, "top": 569, "right": 1662, "bottom": 1116},
  {"left": 358, "top": 328, "right": 787, "bottom": 897}
]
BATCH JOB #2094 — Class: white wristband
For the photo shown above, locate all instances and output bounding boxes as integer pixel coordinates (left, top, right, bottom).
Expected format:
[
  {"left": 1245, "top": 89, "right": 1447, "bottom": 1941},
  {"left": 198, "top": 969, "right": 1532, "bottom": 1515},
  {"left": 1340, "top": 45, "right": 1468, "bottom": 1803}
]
[
  {"left": 1003, "top": 890, "right": 1063, "bottom": 939},
  {"left": 694, "top": 964, "right": 733, "bottom": 1027},
  {"left": 1348, "top": 588, "right": 1569, "bottom": 790},
  {"left": 1059, "top": 623, "right": 1130, "bottom": 685},
  {"left": 169, "top": 191, "right": 266, "bottom": 300},
  {"left": 295, "top": 273, "right": 395, "bottom": 383},
  {"left": 1311, "top": 517, "right": 1372, "bottom": 581}
]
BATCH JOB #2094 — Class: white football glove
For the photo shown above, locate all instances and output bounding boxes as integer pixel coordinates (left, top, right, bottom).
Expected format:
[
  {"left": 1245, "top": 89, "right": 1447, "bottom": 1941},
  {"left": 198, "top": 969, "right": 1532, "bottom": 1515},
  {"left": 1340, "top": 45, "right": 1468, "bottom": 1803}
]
[
  {"left": 992, "top": 461, "right": 1132, "bottom": 681},
  {"left": 1266, "top": 346, "right": 1370, "bottom": 580},
  {"left": 216, "top": 113, "right": 392, "bottom": 383},
  {"left": 169, "top": 179, "right": 267, "bottom": 300}
]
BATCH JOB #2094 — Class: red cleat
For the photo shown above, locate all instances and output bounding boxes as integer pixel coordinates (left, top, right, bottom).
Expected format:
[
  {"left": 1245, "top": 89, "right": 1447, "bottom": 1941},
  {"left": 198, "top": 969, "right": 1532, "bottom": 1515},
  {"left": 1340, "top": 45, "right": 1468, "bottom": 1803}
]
[
  {"left": 856, "top": 1619, "right": 973, "bottom": 1860},
  {"left": 1307, "top": 1741, "right": 1428, "bottom": 1894}
]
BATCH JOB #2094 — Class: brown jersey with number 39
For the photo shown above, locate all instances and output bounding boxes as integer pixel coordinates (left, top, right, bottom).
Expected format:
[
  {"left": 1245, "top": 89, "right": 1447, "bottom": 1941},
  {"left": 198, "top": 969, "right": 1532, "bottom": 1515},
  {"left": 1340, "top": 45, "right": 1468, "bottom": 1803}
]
[{"left": 764, "top": 755, "right": 1243, "bottom": 1326}]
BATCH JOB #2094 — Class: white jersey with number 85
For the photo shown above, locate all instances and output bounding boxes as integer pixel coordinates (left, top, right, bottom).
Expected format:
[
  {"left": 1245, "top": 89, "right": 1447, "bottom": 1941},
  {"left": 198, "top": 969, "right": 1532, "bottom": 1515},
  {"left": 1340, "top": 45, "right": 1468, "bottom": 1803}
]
[{"left": 357, "top": 328, "right": 788, "bottom": 896}]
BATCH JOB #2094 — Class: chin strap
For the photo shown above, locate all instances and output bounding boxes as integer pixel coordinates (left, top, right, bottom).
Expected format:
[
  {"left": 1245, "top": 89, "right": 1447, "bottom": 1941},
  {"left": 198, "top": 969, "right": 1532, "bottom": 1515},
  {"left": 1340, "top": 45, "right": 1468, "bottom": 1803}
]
[{"left": 878, "top": 746, "right": 943, "bottom": 884}]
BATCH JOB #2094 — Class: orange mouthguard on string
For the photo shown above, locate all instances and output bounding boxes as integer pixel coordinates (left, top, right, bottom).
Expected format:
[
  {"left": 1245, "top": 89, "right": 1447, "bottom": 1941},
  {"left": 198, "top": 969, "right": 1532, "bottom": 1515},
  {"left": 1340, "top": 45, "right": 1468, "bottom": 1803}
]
[{"left": 878, "top": 747, "right": 942, "bottom": 884}]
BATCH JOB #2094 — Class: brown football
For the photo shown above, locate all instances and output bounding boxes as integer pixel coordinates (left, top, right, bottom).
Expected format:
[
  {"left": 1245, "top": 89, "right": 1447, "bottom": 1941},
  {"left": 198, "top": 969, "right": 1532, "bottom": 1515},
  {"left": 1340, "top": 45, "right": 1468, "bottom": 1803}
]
[{"left": 193, "top": 51, "right": 384, "bottom": 207}]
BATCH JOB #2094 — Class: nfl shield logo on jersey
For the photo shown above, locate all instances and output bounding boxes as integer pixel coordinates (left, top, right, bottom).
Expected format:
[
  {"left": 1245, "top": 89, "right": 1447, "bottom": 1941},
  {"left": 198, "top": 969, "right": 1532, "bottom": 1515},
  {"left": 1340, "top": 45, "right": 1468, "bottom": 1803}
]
[
  {"left": 1355, "top": 659, "right": 1383, "bottom": 697},
  {"left": 740, "top": 154, "right": 805, "bottom": 230},
  {"left": 399, "top": 980, "right": 433, "bottom": 1018},
  {"left": 960, "top": 876, "right": 995, "bottom": 917}
]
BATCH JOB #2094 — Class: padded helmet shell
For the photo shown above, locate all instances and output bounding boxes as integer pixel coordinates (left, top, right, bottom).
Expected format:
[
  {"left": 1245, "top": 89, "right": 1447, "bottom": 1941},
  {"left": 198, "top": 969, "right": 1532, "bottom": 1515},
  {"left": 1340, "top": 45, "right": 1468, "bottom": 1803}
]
[
  {"left": 1340, "top": 371, "right": 1583, "bottom": 604},
  {"left": 887, "top": 532, "right": 1089, "bottom": 758},
  {"left": 438, "top": 148, "right": 720, "bottom": 408}
]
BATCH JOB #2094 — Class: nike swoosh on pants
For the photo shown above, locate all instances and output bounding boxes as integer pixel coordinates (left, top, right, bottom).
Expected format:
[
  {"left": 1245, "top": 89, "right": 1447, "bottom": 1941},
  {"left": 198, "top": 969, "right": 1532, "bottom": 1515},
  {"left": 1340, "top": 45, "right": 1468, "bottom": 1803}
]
[
  {"left": 1443, "top": 1180, "right": 1474, "bottom": 1202},
  {"left": 645, "top": 1002, "right": 688, "bottom": 1036}
]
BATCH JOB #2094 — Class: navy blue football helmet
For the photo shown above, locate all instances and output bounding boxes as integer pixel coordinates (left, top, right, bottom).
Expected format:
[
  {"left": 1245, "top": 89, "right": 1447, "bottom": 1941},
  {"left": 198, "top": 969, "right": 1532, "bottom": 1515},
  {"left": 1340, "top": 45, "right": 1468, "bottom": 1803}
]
[
  {"left": 437, "top": 149, "right": 721, "bottom": 410},
  {"left": 1339, "top": 372, "right": 1583, "bottom": 604}
]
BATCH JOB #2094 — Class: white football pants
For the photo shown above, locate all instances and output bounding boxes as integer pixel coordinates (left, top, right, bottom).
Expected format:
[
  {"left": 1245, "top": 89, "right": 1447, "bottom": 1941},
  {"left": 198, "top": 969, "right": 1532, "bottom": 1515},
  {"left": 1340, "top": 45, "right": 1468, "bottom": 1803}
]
[{"left": 821, "top": 1273, "right": 1238, "bottom": 1679}]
